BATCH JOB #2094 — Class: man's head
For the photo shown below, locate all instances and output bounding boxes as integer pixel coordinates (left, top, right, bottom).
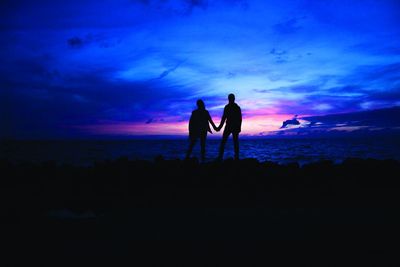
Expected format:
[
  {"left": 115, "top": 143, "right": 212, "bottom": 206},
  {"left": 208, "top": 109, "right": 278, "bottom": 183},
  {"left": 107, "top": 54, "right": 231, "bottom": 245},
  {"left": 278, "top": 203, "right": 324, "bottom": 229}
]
[
  {"left": 197, "top": 99, "right": 205, "bottom": 110},
  {"left": 228, "top": 93, "right": 235, "bottom": 104}
]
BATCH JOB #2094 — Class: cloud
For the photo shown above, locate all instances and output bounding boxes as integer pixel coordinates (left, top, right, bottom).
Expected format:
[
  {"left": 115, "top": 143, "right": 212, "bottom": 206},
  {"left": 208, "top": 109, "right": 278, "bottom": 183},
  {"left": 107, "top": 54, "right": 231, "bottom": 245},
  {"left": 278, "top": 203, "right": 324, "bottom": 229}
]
[
  {"left": 145, "top": 117, "right": 166, "bottom": 124},
  {"left": 342, "top": 63, "right": 400, "bottom": 84},
  {"left": 367, "top": 88, "right": 400, "bottom": 102},
  {"left": 67, "top": 34, "right": 118, "bottom": 49},
  {"left": 302, "top": 106, "right": 400, "bottom": 128},
  {"left": 280, "top": 116, "right": 300, "bottom": 129},
  {"left": 337, "top": 63, "right": 400, "bottom": 95},
  {"left": 361, "top": 63, "right": 400, "bottom": 82},
  {"left": 67, "top": 37, "right": 84, "bottom": 48},
  {"left": 155, "top": 60, "right": 185, "bottom": 80},
  {"left": 131, "top": 0, "right": 248, "bottom": 15},
  {"left": 186, "top": 0, "right": 209, "bottom": 11},
  {"left": 275, "top": 106, "right": 400, "bottom": 137},
  {"left": 273, "top": 17, "right": 305, "bottom": 34},
  {"left": 0, "top": 55, "right": 193, "bottom": 138},
  {"left": 349, "top": 42, "right": 400, "bottom": 56},
  {"left": 269, "top": 48, "right": 287, "bottom": 55},
  {"left": 131, "top": 0, "right": 208, "bottom": 15}
]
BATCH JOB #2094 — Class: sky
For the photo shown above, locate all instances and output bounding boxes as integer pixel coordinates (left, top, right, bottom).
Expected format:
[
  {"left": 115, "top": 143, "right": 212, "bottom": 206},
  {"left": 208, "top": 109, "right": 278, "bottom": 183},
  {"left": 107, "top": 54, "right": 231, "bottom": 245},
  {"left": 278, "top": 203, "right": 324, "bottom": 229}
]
[{"left": 1, "top": 0, "right": 400, "bottom": 138}]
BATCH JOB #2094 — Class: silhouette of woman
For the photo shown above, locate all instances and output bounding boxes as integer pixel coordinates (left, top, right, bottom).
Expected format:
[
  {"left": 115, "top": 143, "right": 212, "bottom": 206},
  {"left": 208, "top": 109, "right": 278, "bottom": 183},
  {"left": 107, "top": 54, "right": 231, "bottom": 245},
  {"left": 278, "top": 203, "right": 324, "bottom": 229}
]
[{"left": 186, "top": 100, "right": 218, "bottom": 162}]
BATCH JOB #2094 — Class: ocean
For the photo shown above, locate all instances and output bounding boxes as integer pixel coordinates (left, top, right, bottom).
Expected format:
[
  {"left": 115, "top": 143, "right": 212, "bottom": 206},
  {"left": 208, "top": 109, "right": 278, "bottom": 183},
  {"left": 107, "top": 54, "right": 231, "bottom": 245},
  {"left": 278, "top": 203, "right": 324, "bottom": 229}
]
[{"left": 1, "top": 137, "right": 400, "bottom": 166}]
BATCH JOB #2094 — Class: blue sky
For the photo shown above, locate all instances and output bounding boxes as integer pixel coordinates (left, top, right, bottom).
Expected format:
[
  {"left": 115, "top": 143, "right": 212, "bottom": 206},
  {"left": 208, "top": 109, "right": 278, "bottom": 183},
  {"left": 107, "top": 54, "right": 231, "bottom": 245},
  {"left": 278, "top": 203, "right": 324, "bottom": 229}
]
[{"left": 1, "top": 0, "right": 400, "bottom": 138}]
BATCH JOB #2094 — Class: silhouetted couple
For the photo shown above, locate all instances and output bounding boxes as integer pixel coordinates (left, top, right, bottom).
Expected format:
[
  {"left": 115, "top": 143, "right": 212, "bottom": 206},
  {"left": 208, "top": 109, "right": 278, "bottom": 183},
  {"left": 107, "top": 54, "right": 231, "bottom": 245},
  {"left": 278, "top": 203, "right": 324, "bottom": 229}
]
[{"left": 186, "top": 93, "right": 242, "bottom": 162}]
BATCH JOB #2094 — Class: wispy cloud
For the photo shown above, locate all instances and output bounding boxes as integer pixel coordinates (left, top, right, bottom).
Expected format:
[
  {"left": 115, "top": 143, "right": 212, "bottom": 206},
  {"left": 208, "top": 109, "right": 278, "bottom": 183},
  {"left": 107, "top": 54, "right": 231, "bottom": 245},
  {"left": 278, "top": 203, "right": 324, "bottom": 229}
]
[{"left": 273, "top": 17, "right": 306, "bottom": 34}]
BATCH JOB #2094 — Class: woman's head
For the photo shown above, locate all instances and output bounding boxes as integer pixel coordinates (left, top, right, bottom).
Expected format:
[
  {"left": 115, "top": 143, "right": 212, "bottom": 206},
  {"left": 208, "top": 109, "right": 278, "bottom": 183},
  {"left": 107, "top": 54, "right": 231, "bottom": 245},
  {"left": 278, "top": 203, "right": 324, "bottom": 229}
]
[{"left": 197, "top": 99, "right": 205, "bottom": 110}]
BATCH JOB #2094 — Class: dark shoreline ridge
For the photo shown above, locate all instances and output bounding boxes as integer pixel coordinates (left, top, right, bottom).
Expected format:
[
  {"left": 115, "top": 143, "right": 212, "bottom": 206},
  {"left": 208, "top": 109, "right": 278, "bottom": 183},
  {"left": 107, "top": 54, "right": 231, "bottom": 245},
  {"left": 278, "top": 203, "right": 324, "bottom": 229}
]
[{"left": 3, "top": 157, "right": 400, "bottom": 265}]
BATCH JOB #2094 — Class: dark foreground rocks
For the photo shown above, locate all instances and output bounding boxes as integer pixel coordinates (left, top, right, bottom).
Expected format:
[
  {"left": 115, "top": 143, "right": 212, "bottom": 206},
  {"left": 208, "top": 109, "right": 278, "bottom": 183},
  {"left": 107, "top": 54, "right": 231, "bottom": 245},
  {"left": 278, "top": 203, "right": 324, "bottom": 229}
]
[{"left": 2, "top": 157, "right": 400, "bottom": 266}]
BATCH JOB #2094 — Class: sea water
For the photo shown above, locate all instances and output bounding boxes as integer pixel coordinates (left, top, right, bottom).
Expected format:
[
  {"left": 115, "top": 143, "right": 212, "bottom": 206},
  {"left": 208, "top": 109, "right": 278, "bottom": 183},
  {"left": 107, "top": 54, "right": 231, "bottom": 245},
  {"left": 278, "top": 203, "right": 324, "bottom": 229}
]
[{"left": 2, "top": 138, "right": 400, "bottom": 166}]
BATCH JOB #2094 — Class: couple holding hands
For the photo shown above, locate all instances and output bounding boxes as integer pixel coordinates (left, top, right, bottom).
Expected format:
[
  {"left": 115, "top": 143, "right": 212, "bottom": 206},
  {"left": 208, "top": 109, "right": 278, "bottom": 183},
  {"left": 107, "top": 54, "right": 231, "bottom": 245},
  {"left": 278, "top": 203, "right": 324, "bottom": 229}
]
[{"left": 186, "top": 93, "right": 242, "bottom": 162}]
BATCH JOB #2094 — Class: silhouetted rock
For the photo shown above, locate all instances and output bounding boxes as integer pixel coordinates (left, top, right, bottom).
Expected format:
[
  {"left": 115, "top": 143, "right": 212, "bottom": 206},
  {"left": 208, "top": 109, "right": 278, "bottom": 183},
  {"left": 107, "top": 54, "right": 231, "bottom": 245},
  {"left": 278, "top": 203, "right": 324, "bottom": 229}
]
[
  {"left": 280, "top": 116, "right": 300, "bottom": 128},
  {"left": 3, "top": 157, "right": 400, "bottom": 265}
]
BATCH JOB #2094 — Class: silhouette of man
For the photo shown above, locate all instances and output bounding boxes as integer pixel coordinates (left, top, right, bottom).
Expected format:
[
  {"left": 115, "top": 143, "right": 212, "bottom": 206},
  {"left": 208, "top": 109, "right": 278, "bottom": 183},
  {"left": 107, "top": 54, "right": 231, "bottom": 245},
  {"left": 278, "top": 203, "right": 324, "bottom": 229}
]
[
  {"left": 217, "top": 93, "right": 242, "bottom": 160},
  {"left": 186, "top": 99, "right": 218, "bottom": 162}
]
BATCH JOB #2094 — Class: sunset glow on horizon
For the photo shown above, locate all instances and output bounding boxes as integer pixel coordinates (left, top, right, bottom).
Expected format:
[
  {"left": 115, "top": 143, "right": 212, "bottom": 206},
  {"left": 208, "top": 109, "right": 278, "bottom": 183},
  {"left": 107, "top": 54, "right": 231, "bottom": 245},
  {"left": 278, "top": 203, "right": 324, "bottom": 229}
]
[{"left": 76, "top": 112, "right": 293, "bottom": 136}]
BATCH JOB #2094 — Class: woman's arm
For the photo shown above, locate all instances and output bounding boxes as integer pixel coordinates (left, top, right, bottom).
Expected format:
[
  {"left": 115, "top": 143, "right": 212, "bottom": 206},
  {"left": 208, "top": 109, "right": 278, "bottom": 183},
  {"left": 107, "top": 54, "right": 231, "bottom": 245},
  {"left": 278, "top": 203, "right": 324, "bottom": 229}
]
[
  {"left": 217, "top": 107, "right": 227, "bottom": 131},
  {"left": 209, "top": 116, "right": 218, "bottom": 131},
  {"left": 188, "top": 112, "right": 194, "bottom": 135},
  {"left": 207, "top": 111, "right": 218, "bottom": 131}
]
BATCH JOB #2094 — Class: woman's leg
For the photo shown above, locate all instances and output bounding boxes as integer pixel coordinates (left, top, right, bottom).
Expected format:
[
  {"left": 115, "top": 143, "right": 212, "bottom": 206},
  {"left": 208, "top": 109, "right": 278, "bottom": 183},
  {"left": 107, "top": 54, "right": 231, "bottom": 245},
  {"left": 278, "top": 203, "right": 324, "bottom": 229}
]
[
  {"left": 186, "top": 137, "right": 197, "bottom": 159},
  {"left": 200, "top": 133, "right": 207, "bottom": 162}
]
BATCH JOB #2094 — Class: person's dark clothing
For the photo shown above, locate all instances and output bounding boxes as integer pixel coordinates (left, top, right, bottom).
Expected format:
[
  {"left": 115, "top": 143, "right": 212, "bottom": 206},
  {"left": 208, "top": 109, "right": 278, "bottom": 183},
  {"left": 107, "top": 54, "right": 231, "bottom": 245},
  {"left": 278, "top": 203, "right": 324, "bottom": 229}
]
[
  {"left": 219, "top": 103, "right": 242, "bottom": 160},
  {"left": 186, "top": 109, "right": 213, "bottom": 161},
  {"left": 189, "top": 109, "right": 212, "bottom": 139},
  {"left": 221, "top": 103, "right": 242, "bottom": 134}
]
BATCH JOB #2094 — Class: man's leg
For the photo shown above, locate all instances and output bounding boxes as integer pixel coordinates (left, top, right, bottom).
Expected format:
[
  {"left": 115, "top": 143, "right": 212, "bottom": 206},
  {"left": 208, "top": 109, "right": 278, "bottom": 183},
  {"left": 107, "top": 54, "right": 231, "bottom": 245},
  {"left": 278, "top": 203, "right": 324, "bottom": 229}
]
[
  {"left": 232, "top": 132, "right": 239, "bottom": 160},
  {"left": 218, "top": 130, "right": 230, "bottom": 160},
  {"left": 185, "top": 137, "right": 197, "bottom": 159},
  {"left": 200, "top": 133, "right": 206, "bottom": 162}
]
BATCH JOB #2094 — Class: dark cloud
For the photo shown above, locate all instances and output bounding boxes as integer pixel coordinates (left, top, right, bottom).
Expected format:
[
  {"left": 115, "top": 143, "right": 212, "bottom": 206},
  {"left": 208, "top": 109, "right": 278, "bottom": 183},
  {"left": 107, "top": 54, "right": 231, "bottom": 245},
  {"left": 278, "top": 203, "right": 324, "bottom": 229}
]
[
  {"left": 324, "top": 85, "right": 400, "bottom": 108},
  {"left": 253, "top": 89, "right": 269, "bottom": 93},
  {"left": 0, "top": 55, "right": 191, "bottom": 138},
  {"left": 269, "top": 48, "right": 289, "bottom": 64},
  {"left": 186, "top": 0, "right": 209, "bottom": 10},
  {"left": 339, "top": 63, "right": 400, "bottom": 87},
  {"left": 145, "top": 117, "right": 165, "bottom": 124},
  {"left": 131, "top": 0, "right": 247, "bottom": 15},
  {"left": 349, "top": 42, "right": 400, "bottom": 56},
  {"left": 227, "top": 72, "right": 236, "bottom": 79},
  {"left": 301, "top": 106, "right": 400, "bottom": 128},
  {"left": 269, "top": 48, "right": 287, "bottom": 55},
  {"left": 254, "top": 85, "right": 320, "bottom": 94},
  {"left": 367, "top": 88, "right": 400, "bottom": 102},
  {"left": 253, "top": 73, "right": 398, "bottom": 115},
  {"left": 155, "top": 60, "right": 185, "bottom": 80},
  {"left": 328, "top": 85, "right": 362, "bottom": 94},
  {"left": 362, "top": 63, "right": 400, "bottom": 81},
  {"left": 131, "top": 0, "right": 208, "bottom": 15},
  {"left": 1, "top": 0, "right": 154, "bottom": 30},
  {"left": 282, "top": 93, "right": 363, "bottom": 115},
  {"left": 280, "top": 116, "right": 300, "bottom": 129},
  {"left": 300, "top": 0, "right": 400, "bottom": 34},
  {"left": 67, "top": 37, "right": 84, "bottom": 48},
  {"left": 275, "top": 58, "right": 288, "bottom": 64},
  {"left": 274, "top": 107, "right": 400, "bottom": 137},
  {"left": 0, "top": 54, "right": 61, "bottom": 91},
  {"left": 67, "top": 34, "right": 118, "bottom": 49},
  {"left": 59, "top": 71, "right": 188, "bottom": 113},
  {"left": 273, "top": 17, "right": 305, "bottom": 34}
]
